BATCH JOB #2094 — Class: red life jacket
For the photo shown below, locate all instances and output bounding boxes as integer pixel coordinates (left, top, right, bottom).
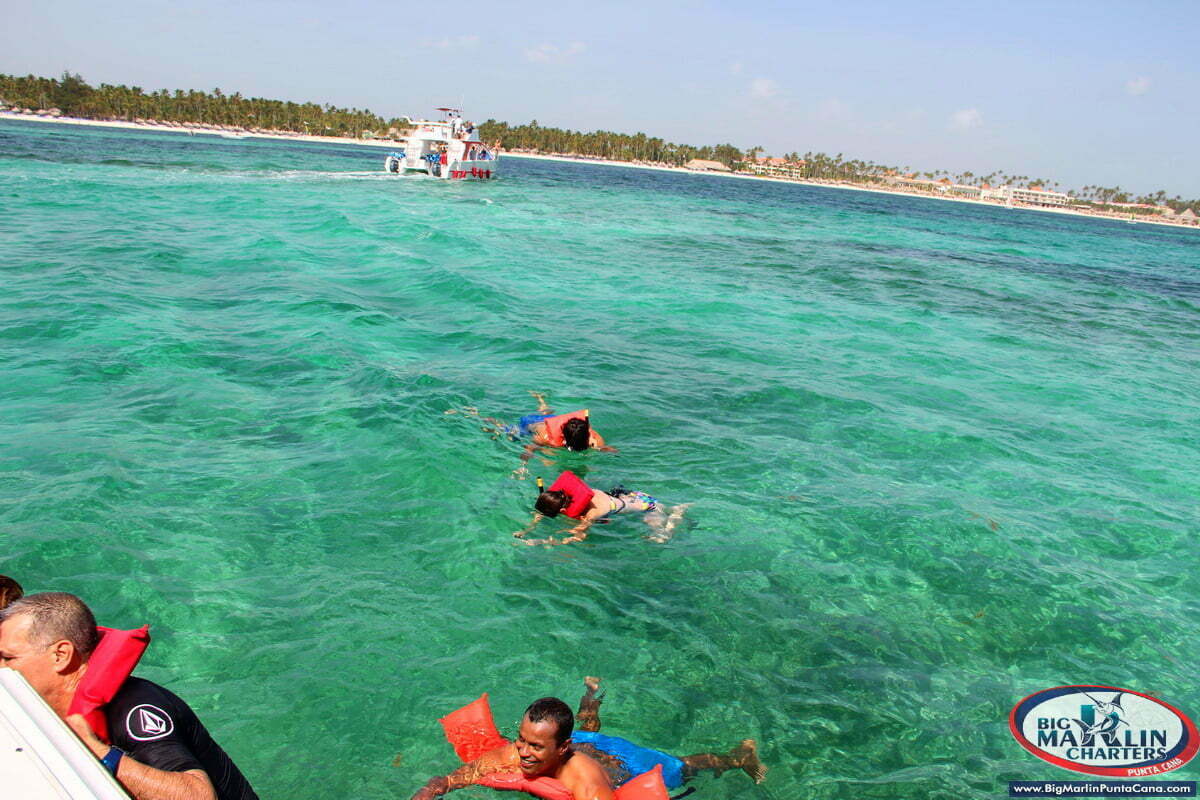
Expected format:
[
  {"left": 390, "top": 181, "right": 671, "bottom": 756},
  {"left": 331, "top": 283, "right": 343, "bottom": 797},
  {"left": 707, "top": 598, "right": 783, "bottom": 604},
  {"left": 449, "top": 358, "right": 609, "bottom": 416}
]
[
  {"left": 439, "top": 694, "right": 670, "bottom": 800},
  {"left": 548, "top": 470, "right": 595, "bottom": 519},
  {"left": 68, "top": 625, "right": 150, "bottom": 742},
  {"left": 478, "top": 772, "right": 575, "bottom": 800},
  {"left": 541, "top": 410, "right": 588, "bottom": 448}
]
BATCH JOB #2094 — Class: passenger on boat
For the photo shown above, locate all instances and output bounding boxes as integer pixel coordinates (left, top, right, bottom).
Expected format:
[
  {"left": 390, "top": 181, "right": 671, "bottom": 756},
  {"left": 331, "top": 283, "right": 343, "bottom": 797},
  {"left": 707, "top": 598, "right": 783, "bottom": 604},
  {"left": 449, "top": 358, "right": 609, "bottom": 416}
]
[
  {"left": 514, "top": 470, "right": 690, "bottom": 546},
  {"left": 0, "top": 574, "right": 23, "bottom": 609},
  {"left": 0, "top": 592, "right": 259, "bottom": 800}
]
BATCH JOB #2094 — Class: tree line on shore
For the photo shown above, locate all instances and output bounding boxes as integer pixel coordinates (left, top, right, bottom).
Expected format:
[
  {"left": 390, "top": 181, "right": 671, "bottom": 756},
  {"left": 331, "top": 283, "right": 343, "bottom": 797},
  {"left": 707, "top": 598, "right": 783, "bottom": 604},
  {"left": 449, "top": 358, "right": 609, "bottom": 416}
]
[
  {"left": 2, "top": 72, "right": 1195, "bottom": 213},
  {"left": 0, "top": 72, "right": 397, "bottom": 139}
]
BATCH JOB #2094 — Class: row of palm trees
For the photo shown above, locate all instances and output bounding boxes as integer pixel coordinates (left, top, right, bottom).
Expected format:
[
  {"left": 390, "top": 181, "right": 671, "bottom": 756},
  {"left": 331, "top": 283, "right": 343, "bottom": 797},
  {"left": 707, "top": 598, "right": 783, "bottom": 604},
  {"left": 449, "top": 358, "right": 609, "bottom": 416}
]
[
  {"left": 0, "top": 72, "right": 398, "bottom": 139},
  {"left": 3, "top": 72, "right": 1195, "bottom": 210},
  {"left": 477, "top": 119, "right": 744, "bottom": 168}
]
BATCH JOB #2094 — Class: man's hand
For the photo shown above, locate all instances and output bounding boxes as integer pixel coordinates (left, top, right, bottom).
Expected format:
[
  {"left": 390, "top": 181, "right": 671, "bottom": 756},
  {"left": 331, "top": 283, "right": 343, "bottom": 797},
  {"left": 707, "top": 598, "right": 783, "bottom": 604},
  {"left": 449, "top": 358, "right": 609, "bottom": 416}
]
[
  {"left": 411, "top": 776, "right": 450, "bottom": 800},
  {"left": 66, "top": 714, "right": 107, "bottom": 759}
]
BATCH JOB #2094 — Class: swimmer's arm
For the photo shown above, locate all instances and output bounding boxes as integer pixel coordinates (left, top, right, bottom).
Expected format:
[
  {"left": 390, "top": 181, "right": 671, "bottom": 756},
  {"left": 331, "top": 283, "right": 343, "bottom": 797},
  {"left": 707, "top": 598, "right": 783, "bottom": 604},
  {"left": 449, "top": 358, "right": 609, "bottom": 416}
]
[
  {"left": 514, "top": 443, "right": 547, "bottom": 472},
  {"left": 513, "top": 512, "right": 544, "bottom": 539},
  {"left": 591, "top": 431, "right": 617, "bottom": 453},
  {"left": 521, "top": 516, "right": 595, "bottom": 547},
  {"left": 573, "top": 776, "right": 616, "bottom": 800},
  {"left": 412, "top": 745, "right": 515, "bottom": 798},
  {"left": 562, "top": 757, "right": 616, "bottom": 800}
]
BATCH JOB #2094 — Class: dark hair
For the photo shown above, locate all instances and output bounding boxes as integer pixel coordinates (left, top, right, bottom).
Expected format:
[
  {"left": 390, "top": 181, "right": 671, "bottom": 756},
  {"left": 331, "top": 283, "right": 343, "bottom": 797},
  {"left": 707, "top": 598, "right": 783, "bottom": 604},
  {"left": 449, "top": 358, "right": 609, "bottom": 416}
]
[
  {"left": 535, "top": 490, "right": 567, "bottom": 517},
  {"left": 0, "top": 576, "right": 23, "bottom": 610},
  {"left": 524, "top": 697, "right": 574, "bottom": 745},
  {"left": 0, "top": 592, "right": 100, "bottom": 658},
  {"left": 561, "top": 418, "right": 591, "bottom": 452}
]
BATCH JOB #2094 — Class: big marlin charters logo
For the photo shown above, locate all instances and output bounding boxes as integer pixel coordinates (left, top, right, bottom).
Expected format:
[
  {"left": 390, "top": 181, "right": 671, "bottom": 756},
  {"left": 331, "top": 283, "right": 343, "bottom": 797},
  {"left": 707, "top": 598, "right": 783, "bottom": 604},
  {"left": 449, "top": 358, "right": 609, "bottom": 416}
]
[{"left": 1010, "top": 685, "right": 1199, "bottom": 777}]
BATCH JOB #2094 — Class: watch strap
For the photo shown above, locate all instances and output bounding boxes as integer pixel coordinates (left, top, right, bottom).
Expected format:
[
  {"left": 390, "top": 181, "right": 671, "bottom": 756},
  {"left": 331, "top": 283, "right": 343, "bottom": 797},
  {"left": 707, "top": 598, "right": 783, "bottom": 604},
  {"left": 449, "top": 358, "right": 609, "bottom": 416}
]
[{"left": 101, "top": 745, "right": 123, "bottom": 775}]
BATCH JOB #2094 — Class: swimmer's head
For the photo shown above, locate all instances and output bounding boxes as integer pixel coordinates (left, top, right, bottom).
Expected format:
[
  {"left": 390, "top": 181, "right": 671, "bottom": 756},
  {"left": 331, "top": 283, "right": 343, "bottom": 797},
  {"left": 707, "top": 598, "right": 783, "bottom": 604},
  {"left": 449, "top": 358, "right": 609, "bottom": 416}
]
[
  {"left": 561, "top": 418, "right": 590, "bottom": 451},
  {"left": 517, "top": 697, "right": 573, "bottom": 776},
  {"left": 535, "top": 490, "right": 568, "bottom": 517},
  {"left": 0, "top": 576, "right": 23, "bottom": 611}
]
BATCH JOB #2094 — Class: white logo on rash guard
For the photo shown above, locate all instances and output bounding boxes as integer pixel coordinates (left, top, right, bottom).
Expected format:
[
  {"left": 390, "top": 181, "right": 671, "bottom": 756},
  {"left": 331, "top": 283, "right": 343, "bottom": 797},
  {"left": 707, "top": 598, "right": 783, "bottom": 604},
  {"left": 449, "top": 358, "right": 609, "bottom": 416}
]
[{"left": 126, "top": 704, "right": 175, "bottom": 741}]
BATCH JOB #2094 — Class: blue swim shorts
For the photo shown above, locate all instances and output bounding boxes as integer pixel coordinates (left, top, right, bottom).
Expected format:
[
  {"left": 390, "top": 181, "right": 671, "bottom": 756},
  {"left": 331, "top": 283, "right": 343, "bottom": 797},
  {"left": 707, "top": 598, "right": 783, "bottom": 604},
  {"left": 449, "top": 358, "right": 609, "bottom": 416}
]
[
  {"left": 513, "top": 411, "right": 554, "bottom": 438},
  {"left": 572, "top": 730, "right": 685, "bottom": 789}
]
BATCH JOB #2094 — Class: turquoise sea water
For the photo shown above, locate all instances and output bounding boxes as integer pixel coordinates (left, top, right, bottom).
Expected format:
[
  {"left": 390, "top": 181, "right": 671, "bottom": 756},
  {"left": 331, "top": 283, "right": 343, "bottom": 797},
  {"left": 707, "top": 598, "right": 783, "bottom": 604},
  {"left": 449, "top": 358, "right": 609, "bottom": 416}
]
[{"left": 2, "top": 118, "right": 1198, "bottom": 799}]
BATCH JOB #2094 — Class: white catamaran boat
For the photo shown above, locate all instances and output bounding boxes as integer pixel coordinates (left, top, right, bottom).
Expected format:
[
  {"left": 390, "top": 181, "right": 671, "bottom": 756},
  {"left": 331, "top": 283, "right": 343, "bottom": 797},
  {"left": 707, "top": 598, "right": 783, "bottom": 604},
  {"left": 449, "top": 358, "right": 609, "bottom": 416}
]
[{"left": 384, "top": 108, "right": 498, "bottom": 180}]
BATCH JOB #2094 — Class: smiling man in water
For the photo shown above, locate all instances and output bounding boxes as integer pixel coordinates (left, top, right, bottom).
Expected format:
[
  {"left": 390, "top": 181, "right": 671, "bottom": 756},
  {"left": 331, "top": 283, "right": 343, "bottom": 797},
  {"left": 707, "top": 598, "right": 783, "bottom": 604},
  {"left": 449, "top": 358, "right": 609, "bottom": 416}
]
[
  {"left": 410, "top": 680, "right": 765, "bottom": 799},
  {"left": 410, "top": 697, "right": 614, "bottom": 800}
]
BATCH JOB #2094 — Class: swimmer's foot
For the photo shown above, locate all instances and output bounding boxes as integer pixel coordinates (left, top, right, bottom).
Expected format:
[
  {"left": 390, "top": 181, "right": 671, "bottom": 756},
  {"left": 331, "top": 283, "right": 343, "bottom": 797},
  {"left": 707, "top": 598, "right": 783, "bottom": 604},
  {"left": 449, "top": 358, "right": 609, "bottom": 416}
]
[
  {"left": 733, "top": 739, "right": 766, "bottom": 784},
  {"left": 583, "top": 676, "right": 605, "bottom": 702},
  {"left": 666, "top": 503, "right": 692, "bottom": 528},
  {"left": 646, "top": 504, "right": 693, "bottom": 544},
  {"left": 577, "top": 676, "right": 605, "bottom": 732}
]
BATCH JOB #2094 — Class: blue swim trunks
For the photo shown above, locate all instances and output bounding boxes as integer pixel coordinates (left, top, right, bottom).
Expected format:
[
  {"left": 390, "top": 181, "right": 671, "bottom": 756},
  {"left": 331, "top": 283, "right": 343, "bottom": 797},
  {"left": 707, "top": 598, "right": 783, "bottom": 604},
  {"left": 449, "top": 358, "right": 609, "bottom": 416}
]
[
  {"left": 572, "top": 730, "right": 686, "bottom": 789},
  {"left": 505, "top": 411, "right": 553, "bottom": 438}
]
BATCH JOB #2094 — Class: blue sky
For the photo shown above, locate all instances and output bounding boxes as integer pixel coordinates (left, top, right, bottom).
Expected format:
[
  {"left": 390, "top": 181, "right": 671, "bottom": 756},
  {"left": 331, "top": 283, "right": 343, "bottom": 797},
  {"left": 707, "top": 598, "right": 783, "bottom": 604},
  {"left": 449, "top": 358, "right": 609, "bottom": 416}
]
[{"left": 4, "top": 0, "right": 1197, "bottom": 196}]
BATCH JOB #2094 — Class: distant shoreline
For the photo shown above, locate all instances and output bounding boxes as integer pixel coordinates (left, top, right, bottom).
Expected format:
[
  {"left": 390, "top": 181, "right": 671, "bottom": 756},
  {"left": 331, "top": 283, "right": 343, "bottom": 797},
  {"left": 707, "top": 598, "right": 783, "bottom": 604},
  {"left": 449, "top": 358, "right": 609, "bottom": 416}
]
[{"left": 4, "top": 111, "right": 1195, "bottom": 232}]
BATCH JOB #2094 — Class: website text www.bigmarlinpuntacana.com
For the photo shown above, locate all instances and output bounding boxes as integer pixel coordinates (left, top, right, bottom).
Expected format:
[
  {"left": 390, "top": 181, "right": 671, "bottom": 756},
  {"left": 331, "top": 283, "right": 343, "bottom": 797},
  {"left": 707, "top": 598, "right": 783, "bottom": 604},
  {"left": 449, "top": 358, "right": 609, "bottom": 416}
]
[{"left": 1009, "top": 781, "right": 1196, "bottom": 797}]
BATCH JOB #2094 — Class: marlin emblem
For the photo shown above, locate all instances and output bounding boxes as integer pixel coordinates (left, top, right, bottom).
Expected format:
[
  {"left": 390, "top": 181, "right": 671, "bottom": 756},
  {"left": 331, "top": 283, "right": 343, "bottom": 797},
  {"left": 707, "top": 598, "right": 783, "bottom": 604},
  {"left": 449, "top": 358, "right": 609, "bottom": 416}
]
[{"left": 1073, "top": 692, "right": 1128, "bottom": 738}]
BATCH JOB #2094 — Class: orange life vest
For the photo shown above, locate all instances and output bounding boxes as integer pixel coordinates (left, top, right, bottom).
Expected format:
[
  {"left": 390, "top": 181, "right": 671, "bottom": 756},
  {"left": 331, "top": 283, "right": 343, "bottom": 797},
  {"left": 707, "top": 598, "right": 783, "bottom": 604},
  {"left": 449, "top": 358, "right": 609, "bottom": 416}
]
[
  {"left": 541, "top": 410, "right": 589, "bottom": 448},
  {"left": 548, "top": 470, "right": 595, "bottom": 519},
  {"left": 68, "top": 625, "right": 151, "bottom": 742}
]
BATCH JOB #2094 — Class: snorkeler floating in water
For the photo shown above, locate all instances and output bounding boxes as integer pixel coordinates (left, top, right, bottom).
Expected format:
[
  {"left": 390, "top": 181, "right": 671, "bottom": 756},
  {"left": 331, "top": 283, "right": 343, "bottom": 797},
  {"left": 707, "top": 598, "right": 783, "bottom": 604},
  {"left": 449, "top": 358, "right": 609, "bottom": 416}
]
[
  {"left": 446, "top": 392, "right": 616, "bottom": 478},
  {"left": 514, "top": 470, "right": 690, "bottom": 546},
  {"left": 409, "top": 677, "right": 764, "bottom": 799}
]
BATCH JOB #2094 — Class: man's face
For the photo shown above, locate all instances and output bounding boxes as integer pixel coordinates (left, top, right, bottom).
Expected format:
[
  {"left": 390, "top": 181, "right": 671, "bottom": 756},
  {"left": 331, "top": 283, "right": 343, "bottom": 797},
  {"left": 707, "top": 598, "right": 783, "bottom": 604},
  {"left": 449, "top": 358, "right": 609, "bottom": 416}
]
[
  {"left": 515, "top": 715, "right": 568, "bottom": 777},
  {"left": 0, "top": 613, "right": 65, "bottom": 699}
]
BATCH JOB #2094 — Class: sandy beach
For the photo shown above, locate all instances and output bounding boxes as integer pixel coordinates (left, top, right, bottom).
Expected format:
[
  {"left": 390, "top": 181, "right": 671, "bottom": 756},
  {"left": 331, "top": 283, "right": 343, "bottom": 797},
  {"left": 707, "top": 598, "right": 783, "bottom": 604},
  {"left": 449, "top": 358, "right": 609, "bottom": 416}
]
[{"left": 4, "top": 110, "right": 1195, "bottom": 232}]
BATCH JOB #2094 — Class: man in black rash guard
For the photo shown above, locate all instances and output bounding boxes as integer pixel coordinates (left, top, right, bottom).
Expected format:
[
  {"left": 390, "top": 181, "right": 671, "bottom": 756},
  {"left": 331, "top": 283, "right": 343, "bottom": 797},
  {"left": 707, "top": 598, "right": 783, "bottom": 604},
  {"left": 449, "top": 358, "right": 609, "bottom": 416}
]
[{"left": 0, "top": 592, "right": 257, "bottom": 800}]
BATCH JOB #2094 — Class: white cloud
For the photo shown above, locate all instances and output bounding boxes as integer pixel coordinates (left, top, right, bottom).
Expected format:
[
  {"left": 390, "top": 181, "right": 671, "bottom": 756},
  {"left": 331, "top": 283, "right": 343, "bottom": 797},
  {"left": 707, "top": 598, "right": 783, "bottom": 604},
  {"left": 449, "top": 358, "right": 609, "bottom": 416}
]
[
  {"left": 1126, "top": 76, "right": 1151, "bottom": 96},
  {"left": 524, "top": 42, "right": 586, "bottom": 63},
  {"left": 950, "top": 108, "right": 983, "bottom": 130},
  {"left": 750, "top": 77, "right": 778, "bottom": 99},
  {"left": 425, "top": 35, "right": 480, "bottom": 50}
]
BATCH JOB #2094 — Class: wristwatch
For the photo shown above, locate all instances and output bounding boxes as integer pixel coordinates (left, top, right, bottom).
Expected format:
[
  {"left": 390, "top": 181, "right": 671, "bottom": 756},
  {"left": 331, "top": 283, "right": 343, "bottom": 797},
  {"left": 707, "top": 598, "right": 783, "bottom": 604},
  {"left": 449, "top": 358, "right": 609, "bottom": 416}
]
[{"left": 101, "top": 745, "right": 124, "bottom": 776}]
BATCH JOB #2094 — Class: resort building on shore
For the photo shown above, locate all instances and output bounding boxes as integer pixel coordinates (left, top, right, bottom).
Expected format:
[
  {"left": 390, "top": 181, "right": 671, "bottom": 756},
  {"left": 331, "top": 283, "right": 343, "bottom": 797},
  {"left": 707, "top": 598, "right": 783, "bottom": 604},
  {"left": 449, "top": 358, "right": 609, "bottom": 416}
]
[
  {"left": 999, "top": 186, "right": 1072, "bottom": 207},
  {"left": 884, "top": 175, "right": 1073, "bottom": 207},
  {"left": 748, "top": 157, "right": 807, "bottom": 180}
]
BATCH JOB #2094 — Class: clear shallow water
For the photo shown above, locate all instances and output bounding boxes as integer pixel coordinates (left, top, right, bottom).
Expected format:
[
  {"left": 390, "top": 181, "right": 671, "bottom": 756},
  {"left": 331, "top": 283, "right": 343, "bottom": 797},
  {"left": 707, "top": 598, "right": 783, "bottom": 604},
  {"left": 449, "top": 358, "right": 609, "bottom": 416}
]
[{"left": 2, "top": 118, "right": 1198, "bottom": 799}]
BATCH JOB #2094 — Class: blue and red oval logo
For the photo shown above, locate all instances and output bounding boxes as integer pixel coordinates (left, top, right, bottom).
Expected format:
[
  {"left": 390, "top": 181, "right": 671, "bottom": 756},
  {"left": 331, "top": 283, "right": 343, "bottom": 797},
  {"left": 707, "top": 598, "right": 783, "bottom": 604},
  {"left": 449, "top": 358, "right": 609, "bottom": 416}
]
[{"left": 1010, "top": 685, "right": 1198, "bottom": 777}]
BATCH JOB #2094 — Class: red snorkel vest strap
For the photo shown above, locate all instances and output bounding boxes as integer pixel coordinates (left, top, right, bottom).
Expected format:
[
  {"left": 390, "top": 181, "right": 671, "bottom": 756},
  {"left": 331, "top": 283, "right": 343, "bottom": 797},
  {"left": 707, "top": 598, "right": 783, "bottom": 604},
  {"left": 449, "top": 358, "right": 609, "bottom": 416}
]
[
  {"left": 547, "top": 470, "right": 595, "bottom": 519},
  {"left": 68, "top": 625, "right": 150, "bottom": 743}
]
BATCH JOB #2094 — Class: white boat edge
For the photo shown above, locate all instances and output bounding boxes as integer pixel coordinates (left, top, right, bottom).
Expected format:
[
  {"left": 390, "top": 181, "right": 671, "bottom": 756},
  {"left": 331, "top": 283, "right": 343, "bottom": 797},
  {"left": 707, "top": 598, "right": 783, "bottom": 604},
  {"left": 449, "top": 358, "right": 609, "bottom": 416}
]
[{"left": 0, "top": 667, "right": 131, "bottom": 799}]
